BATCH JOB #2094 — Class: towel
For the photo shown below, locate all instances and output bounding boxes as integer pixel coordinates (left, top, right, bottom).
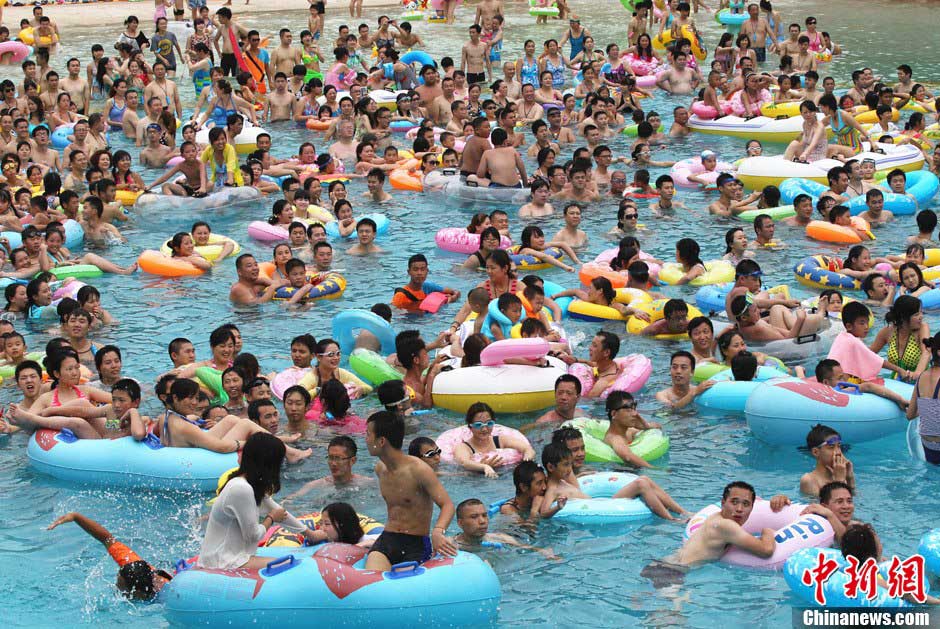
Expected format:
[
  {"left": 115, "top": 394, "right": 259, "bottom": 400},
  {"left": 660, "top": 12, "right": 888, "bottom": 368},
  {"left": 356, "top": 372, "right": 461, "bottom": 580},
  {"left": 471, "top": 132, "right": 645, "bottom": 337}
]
[{"left": 826, "top": 331, "right": 884, "bottom": 381}]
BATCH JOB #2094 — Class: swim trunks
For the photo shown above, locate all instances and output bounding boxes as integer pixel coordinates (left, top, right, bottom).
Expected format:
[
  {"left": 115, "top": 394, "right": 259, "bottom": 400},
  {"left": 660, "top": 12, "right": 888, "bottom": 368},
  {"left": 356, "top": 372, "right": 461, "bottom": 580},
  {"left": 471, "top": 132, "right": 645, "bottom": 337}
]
[
  {"left": 369, "top": 530, "right": 433, "bottom": 565},
  {"left": 466, "top": 71, "right": 486, "bottom": 86},
  {"left": 188, "top": 0, "right": 207, "bottom": 8},
  {"left": 220, "top": 52, "right": 238, "bottom": 77},
  {"left": 489, "top": 181, "right": 523, "bottom": 189},
  {"left": 753, "top": 47, "right": 766, "bottom": 62},
  {"left": 640, "top": 559, "right": 689, "bottom": 589}
]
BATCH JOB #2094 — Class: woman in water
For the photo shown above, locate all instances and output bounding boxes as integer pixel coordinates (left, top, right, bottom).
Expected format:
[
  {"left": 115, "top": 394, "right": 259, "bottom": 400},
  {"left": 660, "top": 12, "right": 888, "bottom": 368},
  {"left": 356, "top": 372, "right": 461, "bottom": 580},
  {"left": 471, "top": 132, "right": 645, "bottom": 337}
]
[
  {"left": 463, "top": 226, "right": 503, "bottom": 270},
  {"left": 297, "top": 337, "right": 372, "bottom": 400},
  {"left": 723, "top": 227, "right": 755, "bottom": 265},
  {"left": 870, "top": 295, "right": 930, "bottom": 381},
  {"left": 452, "top": 402, "right": 535, "bottom": 478}
]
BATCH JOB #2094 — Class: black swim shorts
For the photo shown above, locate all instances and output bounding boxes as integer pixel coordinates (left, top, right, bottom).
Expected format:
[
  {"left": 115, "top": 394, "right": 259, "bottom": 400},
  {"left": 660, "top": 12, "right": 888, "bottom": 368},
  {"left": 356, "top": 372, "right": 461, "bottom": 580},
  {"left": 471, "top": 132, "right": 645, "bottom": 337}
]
[{"left": 369, "top": 530, "right": 433, "bottom": 565}]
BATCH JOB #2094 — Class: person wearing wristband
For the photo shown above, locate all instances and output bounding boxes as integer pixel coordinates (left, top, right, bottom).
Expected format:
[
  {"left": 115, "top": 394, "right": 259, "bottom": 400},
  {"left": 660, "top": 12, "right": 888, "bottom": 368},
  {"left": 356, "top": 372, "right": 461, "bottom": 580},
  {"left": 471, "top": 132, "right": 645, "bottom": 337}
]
[
  {"left": 364, "top": 411, "right": 458, "bottom": 570},
  {"left": 199, "top": 432, "right": 307, "bottom": 570}
]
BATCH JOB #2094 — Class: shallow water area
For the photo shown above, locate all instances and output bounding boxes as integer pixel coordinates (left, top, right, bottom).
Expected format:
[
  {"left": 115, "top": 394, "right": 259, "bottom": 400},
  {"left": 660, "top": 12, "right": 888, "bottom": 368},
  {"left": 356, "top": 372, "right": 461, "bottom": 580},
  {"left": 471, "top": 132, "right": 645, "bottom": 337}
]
[{"left": 1, "top": 0, "right": 940, "bottom": 626}]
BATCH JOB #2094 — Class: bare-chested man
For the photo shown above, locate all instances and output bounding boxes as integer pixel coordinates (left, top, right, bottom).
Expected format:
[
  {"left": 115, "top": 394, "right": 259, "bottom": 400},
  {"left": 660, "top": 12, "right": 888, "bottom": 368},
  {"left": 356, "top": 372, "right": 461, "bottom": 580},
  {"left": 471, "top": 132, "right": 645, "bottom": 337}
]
[
  {"left": 656, "top": 51, "right": 700, "bottom": 95},
  {"left": 364, "top": 411, "right": 457, "bottom": 571},
  {"left": 265, "top": 73, "right": 295, "bottom": 122}
]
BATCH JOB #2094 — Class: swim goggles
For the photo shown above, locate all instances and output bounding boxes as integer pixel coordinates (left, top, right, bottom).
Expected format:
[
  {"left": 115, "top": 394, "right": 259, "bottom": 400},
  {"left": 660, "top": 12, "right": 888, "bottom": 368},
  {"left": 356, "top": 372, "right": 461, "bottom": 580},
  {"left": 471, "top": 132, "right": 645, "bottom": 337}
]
[
  {"left": 733, "top": 293, "right": 754, "bottom": 319},
  {"left": 422, "top": 448, "right": 442, "bottom": 458},
  {"left": 817, "top": 435, "right": 842, "bottom": 448},
  {"left": 469, "top": 420, "right": 495, "bottom": 430}
]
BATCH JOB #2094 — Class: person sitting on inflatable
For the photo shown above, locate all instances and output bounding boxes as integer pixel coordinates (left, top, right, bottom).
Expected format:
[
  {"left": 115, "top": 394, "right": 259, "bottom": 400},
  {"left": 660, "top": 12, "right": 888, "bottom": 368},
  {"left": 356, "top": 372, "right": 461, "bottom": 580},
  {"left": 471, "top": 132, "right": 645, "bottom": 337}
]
[
  {"left": 539, "top": 441, "right": 688, "bottom": 521},
  {"left": 560, "top": 331, "right": 626, "bottom": 398},
  {"left": 398, "top": 335, "right": 449, "bottom": 409},
  {"left": 641, "top": 481, "right": 776, "bottom": 587},
  {"left": 455, "top": 498, "right": 558, "bottom": 558},
  {"left": 603, "top": 391, "right": 663, "bottom": 468},
  {"left": 391, "top": 253, "right": 461, "bottom": 312},
  {"left": 47, "top": 512, "right": 173, "bottom": 600},
  {"left": 655, "top": 350, "right": 715, "bottom": 408},
  {"left": 729, "top": 293, "right": 824, "bottom": 343}
]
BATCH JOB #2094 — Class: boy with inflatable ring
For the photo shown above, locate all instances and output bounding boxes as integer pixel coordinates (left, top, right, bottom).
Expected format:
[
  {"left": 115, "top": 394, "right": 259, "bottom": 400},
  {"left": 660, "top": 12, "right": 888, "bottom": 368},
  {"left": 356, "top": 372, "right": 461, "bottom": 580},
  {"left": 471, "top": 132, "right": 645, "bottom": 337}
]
[{"left": 391, "top": 253, "right": 461, "bottom": 312}]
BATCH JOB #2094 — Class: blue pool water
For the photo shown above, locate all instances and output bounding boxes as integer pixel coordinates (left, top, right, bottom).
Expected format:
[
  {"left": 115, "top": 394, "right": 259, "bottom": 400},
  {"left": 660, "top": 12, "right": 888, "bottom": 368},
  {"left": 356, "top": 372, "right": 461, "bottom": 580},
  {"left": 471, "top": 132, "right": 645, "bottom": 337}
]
[{"left": 1, "top": 0, "right": 940, "bottom": 626}]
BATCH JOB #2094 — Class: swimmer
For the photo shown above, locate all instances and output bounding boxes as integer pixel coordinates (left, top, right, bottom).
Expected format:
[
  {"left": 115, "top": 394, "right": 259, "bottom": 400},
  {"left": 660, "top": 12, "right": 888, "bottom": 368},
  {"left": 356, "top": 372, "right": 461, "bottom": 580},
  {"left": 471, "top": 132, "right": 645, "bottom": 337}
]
[
  {"left": 655, "top": 350, "right": 715, "bottom": 408},
  {"left": 602, "top": 391, "right": 663, "bottom": 468},
  {"left": 551, "top": 203, "right": 588, "bottom": 248},
  {"left": 455, "top": 498, "right": 559, "bottom": 559},
  {"left": 535, "top": 374, "right": 587, "bottom": 423},
  {"left": 285, "top": 435, "right": 372, "bottom": 503},
  {"left": 642, "top": 482, "right": 775, "bottom": 588}
]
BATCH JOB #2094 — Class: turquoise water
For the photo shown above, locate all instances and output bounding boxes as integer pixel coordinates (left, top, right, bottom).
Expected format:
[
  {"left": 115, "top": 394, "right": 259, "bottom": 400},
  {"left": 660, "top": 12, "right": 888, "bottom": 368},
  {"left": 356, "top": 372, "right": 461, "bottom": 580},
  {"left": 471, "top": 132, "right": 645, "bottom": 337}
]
[{"left": 1, "top": 0, "right": 940, "bottom": 626}]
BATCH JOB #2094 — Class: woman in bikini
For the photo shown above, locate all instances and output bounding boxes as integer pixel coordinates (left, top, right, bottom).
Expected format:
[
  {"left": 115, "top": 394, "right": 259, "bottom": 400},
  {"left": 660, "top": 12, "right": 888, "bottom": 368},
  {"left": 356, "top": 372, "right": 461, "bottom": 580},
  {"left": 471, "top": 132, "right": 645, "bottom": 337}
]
[{"left": 452, "top": 402, "right": 535, "bottom": 478}]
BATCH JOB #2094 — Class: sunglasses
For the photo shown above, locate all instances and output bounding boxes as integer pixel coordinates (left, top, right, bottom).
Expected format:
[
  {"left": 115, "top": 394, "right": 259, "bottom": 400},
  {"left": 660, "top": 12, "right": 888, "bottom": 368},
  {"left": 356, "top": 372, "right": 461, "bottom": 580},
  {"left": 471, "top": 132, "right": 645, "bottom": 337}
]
[
  {"left": 422, "top": 447, "right": 442, "bottom": 458},
  {"left": 623, "top": 213, "right": 638, "bottom": 219},
  {"left": 469, "top": 420, "right": 495, "bottom": 430},
  {"left": 318, "top": 350, "right": 341, "bottom": 358}
]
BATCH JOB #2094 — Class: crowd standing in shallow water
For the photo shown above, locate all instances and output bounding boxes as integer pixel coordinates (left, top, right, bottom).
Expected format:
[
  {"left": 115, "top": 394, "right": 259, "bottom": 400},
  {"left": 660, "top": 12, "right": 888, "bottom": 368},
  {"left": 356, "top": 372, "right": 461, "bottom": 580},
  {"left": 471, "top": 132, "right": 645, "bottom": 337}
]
[{"left": 3, "top": 0, "right": 940, "bottom": 622}]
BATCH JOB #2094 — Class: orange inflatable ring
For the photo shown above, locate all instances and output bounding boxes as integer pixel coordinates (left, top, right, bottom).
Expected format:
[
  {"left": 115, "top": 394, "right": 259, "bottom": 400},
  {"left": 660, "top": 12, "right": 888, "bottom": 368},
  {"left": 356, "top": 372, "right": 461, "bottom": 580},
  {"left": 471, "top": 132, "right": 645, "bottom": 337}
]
[
  {"left": 805, "top": 217, "right": 872, "bottom": 245},
  {"left": 578, "top": 262, "right": 629, "bottom": 289},
  {"left": 306, "top": 119, "right": 332, "bottom": 131},
  {"left": 137, "top": 249, "right": 205, "bottom": 277},
  {"left": 389, "top": 160, "right": 423, "bottom": 192}
]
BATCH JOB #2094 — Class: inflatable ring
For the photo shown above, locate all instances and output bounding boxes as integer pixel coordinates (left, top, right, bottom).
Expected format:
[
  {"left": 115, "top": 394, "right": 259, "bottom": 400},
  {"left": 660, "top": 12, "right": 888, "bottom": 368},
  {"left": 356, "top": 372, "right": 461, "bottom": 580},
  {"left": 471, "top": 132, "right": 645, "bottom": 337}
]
[
  {"left": 567, "top": 354, "right": 652, "bottom": 398},
  {"left": 400, "top": 50, "right": 435, "bottom": 68},
  {"left": 435, "top": 227, "right": 511, "bottom": 254},
  {"left": 694, "top": 283, "right": 789, "bottom": 315},
  {"left": 528, "top": 0, "right": 559, "bottom": 16},
  {"left": 273, "top": 272, "right": 346, "bottom": 302},
  {"left": 348, "top": 348, "right": 402, "bottom": 386},
  {"left": 260, "top": 511, "right": 385, "bottom": 547},
  {"left": 436, "top": 424, "right": 531, "bottom": 467},
  {"left": 508, "top": 245, "right": 563, "bottom": 271},
  {"left": 688, "top": 500, "right": 833, "bottom": 570},
  {"left": 806, "top": 217, "right": 871, "bottom": 244},
  {"left": 657, "top": 260, "right": 734, "bottom": 286},
  {"left": 626, "top": 299, "right": 703, "bottom": 339},
  {"left": 325, "top": 213, "right": 389, "bottom": 240},
  {"left": 562, "top": 418, "right": 668, "bottom": 463},
  {"left": 115, "top": 189, "right": 142, "bottom": 207},
  {"left": 758, "top": 101, "right": 801, "bottom": 118},
  {"left": 137, "top": 249, "right": 205, "bottom": 277},
  {"left": 430, "top": 358, "right": 567, "bottom": 413},
  {"left": 160, "top": 233, "right": 241, "bottom": 262},
  {"left": 568, "top": 288, "right": 651, "bottom": 322},
  {"left": 793, "top": 255, "right": 860, "bottom": 290},
  {"left": 389, "top": 162, "right": 424, "bottom": 192},
  {"left": 333, "top": 309, "right": 396, "bottom": 355}
]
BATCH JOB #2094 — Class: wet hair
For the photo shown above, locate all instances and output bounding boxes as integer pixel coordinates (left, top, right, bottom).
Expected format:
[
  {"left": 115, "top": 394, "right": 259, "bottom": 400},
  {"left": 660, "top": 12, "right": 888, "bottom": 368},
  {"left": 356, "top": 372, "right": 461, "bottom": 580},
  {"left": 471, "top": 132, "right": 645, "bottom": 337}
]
[
  {"left": 671, "top": 350, "right": 695, "bottom": 369},
  {"left": 814, "top": 358, "right": 840, "bottom": 383},
  {"left": 724, "top": 227, "right": 745, "bottom": 254},
  {"left": 916, "top": 209, "right": 937, "bottom": 234},
  {"left": 319, "top": 379, "right": 352, "bottom": 419},
  {"left": 464, "top": 401, "right": 495, "bottom": 425},
  {"left": 540, "top": 441, "right": 571, "bottom": 469},
  {"left": 328, "top": 435, "right": 357, "bottom": 458},
  {"left": 721, "top": 480, "right": 755, "bottom": 502},
  {"left": 512, "top": 460, "right": 544, "bottom": 494},
  {"left": 93, "top": 344, "right": 121, "bottom": 372},
  {"left": 841, "top": 523, "right": 879, "bottom": 564},
  {"left": 321, "top": 502, "right": 365, "bottom": 544},
  {"left": 730, "top": 351, "right": 757, "bottom": 381},
  {"left": 605, "top": 390, "right": 635, "bottom": 419},
  {"left": 461, "top": 333, "right": 488, "bottom": 368},
  {"left": 663, "top": 298, "right": 688, "bottom": 320},
  {"left": 554, "top": 373, "right": 581, "bottom": 395},
  {"left": 118, "top": 561, "right": 159, "bottom": 600},
  {"left": 687, "top": 316, "right": 713, "bottom": 337},
  {"left": 806, "top": 423, "right": 840, "bottom": 450},
  {"left": 408, "top": 436, "right": 437, "bottom": 457},
  {"left": 594, "top": 329, "right": 620, "bottom": 360},
  {"left": 819, "top": 480, "right": 853, "bottom": 504},
  {"left": 283, "top": 384, "right": 311, "bottom": 407},
  {"left": 366, "top": 410, "right": 405, "bottom": 449},
  {"left": 675, "top": 238, "right": 703, "bottom": 267},
  {"left": 376, "top": 379, "right": 408, "bottom": 409},
  {"left": 885, "top": 295, "right": 922, "bottom": 327}
]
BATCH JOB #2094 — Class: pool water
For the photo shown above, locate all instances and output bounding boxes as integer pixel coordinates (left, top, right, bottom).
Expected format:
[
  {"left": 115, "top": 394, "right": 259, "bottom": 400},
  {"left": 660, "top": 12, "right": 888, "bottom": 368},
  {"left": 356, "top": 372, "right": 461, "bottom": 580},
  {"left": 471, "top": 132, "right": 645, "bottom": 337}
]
[{"left": 1, "top": 0, "right": 940, "bottom": 626}]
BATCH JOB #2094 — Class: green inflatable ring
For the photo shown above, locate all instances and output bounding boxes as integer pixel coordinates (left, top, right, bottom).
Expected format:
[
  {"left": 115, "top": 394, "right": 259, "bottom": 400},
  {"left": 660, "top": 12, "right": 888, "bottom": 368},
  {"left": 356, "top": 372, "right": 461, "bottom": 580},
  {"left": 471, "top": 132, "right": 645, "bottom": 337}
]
[
  {"left": 736, "top": 205, "right": 796, "bottom": 222},
  {"left": 349, "top": 348, "right": 402, "bottom": 386},
  {"left": 0, "top": 352, "right": 44, "bottom": 379},
  {"left": 48, "top": 265, "right": 104, "bottom": 280},
  {"left": 195, "top": 365, "right": 229, "bottom": 405},
  {"left": 562, "top": 418, "right": 669, "bottom": 463}
]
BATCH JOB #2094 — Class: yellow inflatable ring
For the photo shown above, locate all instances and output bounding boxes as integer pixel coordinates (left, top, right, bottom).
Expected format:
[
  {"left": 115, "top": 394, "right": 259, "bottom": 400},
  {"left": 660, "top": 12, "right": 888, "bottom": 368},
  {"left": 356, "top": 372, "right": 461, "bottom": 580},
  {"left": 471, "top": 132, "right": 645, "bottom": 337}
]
[
  {"left": 160, "top": 233, "right": 241, "bottom": 262},
  {"left": 626, "top": 299, "right": 703, "bottom": 340},
  {"left": 261, "top": 511, "right": 384, "bottom": 547},
  {"left": 658, "top": 260, "right": 735, "bottom": 286}
]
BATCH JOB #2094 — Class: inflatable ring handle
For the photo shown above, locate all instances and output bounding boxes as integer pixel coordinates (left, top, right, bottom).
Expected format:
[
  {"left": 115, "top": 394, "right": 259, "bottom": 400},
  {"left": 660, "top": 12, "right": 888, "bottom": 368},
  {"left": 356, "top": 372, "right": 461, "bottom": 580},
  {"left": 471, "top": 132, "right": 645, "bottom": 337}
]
[
  {"left": 261, "top": 554, "right": 299, "bottom": 577},
  {"left": 385, "top": 561, "right": 427, "bottom": 579}
]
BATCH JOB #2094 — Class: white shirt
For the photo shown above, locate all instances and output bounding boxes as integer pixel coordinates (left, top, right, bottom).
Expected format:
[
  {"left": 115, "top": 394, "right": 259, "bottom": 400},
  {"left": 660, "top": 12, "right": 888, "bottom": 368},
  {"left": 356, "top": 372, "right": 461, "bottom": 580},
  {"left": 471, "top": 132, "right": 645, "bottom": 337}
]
[{"left": 198, "top": 476, "right": 305, "bottom": 569}]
